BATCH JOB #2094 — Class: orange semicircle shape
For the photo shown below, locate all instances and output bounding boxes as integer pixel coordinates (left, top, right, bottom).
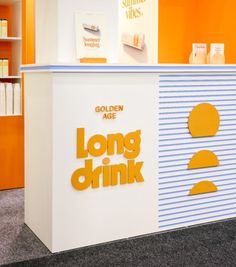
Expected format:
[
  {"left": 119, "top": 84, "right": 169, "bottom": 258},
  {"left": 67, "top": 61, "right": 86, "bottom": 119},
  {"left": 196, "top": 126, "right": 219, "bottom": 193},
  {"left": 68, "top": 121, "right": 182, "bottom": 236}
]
[
  {"left": 189, "top": 180, "right": 218, "bottom": 196},
  {"left": 188, "top": 150, "right": 219, "bottom": 169},
  {"left": 188, "top": 103, "right": 220, "bottom": 137}
]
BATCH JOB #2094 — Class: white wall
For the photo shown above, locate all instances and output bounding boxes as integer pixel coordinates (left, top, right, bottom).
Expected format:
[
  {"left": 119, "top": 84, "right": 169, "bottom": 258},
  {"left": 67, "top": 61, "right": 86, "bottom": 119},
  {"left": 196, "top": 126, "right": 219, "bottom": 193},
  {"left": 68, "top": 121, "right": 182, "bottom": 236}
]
[
  {"left": 35, "top": 0, "right": 58, "bottom": 64},
  {"left": 35, "top": 0, "right": 119, "bottom": 63}
]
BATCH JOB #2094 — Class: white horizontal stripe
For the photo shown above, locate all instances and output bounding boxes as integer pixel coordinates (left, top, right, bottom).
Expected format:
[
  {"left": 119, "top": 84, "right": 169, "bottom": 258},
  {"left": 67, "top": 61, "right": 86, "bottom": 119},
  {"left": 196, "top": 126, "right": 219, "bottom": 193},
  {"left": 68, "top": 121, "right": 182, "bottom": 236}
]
[
  {"left": 160, "top": 164, "right": 235, "bottom": 179},
  {"left": 160, "top": 155, "right": 236, "bottom": 169},
  {"left": 159, "top": 139, "right": 236, "bottom": 151},
  {"left": 159, "top": 158, "right": 235, "bottom": 173},
  {"left": 159, "top": 172, "right": 236, "bottom": 188},
  {"left": 160, "top": 97, "right": 236, "bottom": 103},
  {"left": 160, "top": 109, "right": 236, "bottom": 118},
  {"left": 159, "top": 143, "right": 236, "bottom": 156},
  {"left": 159, "top": 131, "right": 236, "bottom": 141},
  {"left": 160, "top": 106, "right": 236, "bottom": 114},
  {"left": 159, "top": 209, "right": 236, "bottom": 225},
  {"left": 159, "top": 75, "right": 236, "bottom": 81},
  {"left": 159, "top": 213, "right": 236, "bottom": 229},
  {"left": 159, "top": 203, "right": 236, "bottom": 221},
  {"left": 160, "top": 91, "right": 236, "bottom": 98},
  {"left": 159, "top": 135, "right": 236, "bottom": 147},
  {"left": 160, "top": 115, "right": 236, "bottom": 125},
  {"left": 159, "top": 188, "right": 236, "bottom": 206},
  {"left": 159, "top": 183, "right": 236, "bottom": 198},
  {"left": 159, "top": 122, "right": 232, "bottom": 131},
  {"left": 160, "top": 100, "right": 236, "bottom": 108},
  {"left": 160, "top": 126, "right": 236, "bottom": 136},
  {"left": 160, "top": 198, "right": 236, "bottom": 215},
  {"left": 159, "top": 149, "right": 236, "bottom": 162},
  {"left": 159, "top": 82, "right": 236, "bottom": 87}
]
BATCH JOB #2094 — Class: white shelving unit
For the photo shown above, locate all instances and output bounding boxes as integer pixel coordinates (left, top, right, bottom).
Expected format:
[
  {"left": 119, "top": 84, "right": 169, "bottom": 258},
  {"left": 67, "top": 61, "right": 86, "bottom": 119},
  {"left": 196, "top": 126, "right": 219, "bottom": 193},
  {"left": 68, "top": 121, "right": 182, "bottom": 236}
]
[
  {"left": 0, "top": 0, "right": 22, "bottom": 116},
  {"left": 0, "top": 0, "right": 22, "bottom": 77}
]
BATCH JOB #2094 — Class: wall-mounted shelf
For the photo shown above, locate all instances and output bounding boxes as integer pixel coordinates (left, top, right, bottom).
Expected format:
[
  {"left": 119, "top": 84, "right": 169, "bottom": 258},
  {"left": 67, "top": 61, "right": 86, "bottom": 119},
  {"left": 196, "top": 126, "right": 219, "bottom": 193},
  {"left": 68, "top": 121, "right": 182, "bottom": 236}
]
[
  {"left": 0, "top": 115, "right": 22, "bottom": 117},
  {"left": 0, "top": 37, "right": 22, "bottom": 42},
  {"left": 0, "top": 76, "right": 21, "bottom": 79}
]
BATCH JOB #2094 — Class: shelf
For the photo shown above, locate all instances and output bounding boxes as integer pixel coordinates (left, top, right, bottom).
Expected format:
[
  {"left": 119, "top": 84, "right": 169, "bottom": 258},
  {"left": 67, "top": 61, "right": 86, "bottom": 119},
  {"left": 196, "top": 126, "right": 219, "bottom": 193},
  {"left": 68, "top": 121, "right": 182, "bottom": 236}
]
[
  {"left": 0, "top": 0, "right": 20, "bottom": 5},
  {"left": 0, "top": 115, "right": 23, "bottom": 117},
  {"left": 0, "top": 76, "right": 21, "bottom": 79},
  {"left": 0, "top": 37, "right": 22, "bottom": 42}
]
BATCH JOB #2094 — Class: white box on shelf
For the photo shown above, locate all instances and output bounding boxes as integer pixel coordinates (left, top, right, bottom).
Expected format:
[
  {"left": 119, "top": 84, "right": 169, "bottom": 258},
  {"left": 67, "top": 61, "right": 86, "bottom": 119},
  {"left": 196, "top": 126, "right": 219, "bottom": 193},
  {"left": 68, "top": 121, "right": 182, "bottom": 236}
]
[
  {"left": 0, "top": 83, "right": 6, "bottom": 116},
  {"left": 6, "top": 83, "right": 13, "bottom": 115},
  {"left": 13, "top": 83, "right": 21, "bottom": 115}
]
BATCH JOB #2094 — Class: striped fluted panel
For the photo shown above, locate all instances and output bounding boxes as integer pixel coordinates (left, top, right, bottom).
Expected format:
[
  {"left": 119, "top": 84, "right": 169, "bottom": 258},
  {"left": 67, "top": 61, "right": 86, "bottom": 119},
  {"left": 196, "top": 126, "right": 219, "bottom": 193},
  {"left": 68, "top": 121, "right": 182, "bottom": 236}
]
[{"left": 159, "top": 73, "right": 236, "bottom": 230}]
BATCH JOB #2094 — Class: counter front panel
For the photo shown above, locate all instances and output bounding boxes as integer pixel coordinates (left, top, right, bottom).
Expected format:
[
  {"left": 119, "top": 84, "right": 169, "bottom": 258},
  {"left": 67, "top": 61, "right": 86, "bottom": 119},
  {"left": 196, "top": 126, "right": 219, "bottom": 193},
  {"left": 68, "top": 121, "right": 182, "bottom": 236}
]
[{"left": 21, "top": 64, "right": 236, "bottom": 252}]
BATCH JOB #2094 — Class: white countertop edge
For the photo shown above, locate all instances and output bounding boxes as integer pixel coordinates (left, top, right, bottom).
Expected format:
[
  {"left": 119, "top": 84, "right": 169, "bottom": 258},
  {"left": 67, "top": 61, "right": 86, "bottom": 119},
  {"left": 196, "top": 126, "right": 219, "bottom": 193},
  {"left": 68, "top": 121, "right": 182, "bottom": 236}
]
[{"left": 20, "top": 64, "right": 236, "bottom": 73}]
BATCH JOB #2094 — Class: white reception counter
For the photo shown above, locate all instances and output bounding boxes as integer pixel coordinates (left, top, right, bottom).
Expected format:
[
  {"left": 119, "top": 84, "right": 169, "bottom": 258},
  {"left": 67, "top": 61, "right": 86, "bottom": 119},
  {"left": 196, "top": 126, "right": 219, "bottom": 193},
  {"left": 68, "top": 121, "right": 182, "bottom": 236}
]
[{"left": 22, "top": 64, "right": 236, "bottom": 252}]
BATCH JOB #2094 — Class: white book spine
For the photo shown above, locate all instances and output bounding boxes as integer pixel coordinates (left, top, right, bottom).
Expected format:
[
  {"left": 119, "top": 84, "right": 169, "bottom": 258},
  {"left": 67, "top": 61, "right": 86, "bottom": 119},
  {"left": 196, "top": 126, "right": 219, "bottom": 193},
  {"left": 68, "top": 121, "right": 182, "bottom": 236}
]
[
  {"left": 13, "top": 83, "right": 21, "bottom": 115},
  {"left": 6, "top": 83, "right": 13, "bottom": 115},
  {"left": 0, "top": 83, "right": 6, "bottom": 116}
]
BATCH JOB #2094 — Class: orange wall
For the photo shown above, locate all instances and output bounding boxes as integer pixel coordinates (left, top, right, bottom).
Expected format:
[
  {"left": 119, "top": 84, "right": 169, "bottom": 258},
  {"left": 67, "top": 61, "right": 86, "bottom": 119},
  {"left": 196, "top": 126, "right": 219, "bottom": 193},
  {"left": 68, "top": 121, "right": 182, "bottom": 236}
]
[
  {"left": 0, "top": 117, "right": 24, "bottom": 190},
  {"left": 159, "top": 0, "right": 236, "bottom": 63},
  {"left": 22, "top": 0, "right": 35, "bottom": 64}
]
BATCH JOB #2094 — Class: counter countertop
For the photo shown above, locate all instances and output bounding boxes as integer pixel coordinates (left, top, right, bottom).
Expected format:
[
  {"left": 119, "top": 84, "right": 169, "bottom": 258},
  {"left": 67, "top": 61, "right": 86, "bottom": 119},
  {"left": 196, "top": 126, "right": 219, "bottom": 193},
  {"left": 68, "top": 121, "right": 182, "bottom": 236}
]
[{"left": 21, "top": 64, "right": 236, "bottom": 73}]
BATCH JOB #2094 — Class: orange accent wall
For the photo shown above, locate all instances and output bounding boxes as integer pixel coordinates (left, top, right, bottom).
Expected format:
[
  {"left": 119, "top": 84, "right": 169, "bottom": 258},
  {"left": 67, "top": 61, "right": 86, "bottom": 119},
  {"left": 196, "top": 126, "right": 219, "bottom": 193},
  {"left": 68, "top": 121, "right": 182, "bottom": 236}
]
[
  {"left": 0, "top": 117, "right": 24, "bottom": 190},
  {"left": 22, "top": 0, "right": 35, "bottom": 64},
  {"left": 159, "top": 0, "right": 236, "bottom": 63}
]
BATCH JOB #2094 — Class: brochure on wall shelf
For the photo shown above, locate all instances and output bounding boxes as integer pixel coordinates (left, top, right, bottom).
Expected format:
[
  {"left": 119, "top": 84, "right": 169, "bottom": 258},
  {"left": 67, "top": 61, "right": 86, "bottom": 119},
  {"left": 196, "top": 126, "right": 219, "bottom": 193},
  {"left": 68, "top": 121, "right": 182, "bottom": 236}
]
[
  {"left": 121, "top": 32, "right": 145, "bottom": 51},
  {"left": 75, "top": 12, "right": 108, "bottom": 63}
]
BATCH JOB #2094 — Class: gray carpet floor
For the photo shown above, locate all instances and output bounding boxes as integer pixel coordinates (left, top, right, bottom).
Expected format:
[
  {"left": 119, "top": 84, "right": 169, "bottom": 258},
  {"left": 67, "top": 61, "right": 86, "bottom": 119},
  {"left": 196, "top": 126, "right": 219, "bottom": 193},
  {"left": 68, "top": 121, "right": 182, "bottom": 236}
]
[
  {"left": 1, "top": 189, "right": 236, "bottom": 267},
  {"left": 0, "top": 189, "right": 50, "bottom": 266}
]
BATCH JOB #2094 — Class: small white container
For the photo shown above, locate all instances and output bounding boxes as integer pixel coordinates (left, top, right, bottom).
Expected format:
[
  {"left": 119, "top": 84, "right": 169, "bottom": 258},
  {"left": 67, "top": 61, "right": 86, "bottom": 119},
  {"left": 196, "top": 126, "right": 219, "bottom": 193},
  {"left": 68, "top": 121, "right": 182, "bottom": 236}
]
[
  {"left": 0, "top": 83, "right": 6, "bottom": 115},
  {"left": 6, "top": 83, "right": 13, "bottom": 115},
  {"left": 13, "top": 83, "right": 21, "bottom": 115}
]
